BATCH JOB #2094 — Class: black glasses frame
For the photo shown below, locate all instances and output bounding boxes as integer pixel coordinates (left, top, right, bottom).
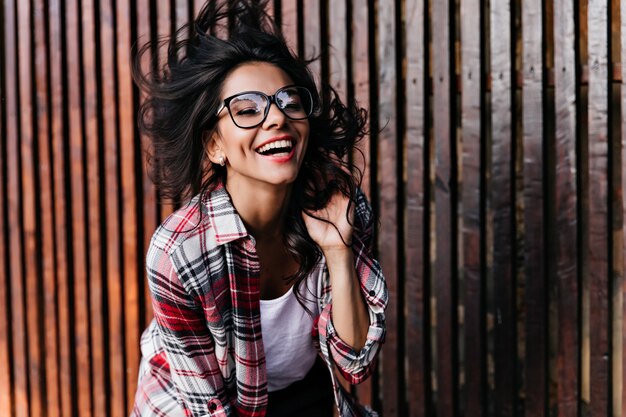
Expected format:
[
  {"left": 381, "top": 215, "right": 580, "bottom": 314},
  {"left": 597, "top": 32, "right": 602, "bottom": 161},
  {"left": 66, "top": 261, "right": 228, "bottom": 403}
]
[{"left": 215, "top": 85, "right": 314, "bottom": 129}]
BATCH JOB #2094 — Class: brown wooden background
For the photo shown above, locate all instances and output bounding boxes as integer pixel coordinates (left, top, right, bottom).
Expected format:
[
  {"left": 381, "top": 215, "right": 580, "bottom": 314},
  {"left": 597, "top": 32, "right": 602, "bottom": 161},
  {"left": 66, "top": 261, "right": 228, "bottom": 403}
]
[{"left": 1, "top": 0, "right": 626, "bottom": 416}]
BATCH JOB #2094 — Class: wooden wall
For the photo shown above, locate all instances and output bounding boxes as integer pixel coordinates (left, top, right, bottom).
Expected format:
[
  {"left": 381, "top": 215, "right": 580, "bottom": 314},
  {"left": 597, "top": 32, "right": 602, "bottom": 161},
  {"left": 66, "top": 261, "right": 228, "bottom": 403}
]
[{"left": 1, "top": 0, "right": 626, "bottom": 416}]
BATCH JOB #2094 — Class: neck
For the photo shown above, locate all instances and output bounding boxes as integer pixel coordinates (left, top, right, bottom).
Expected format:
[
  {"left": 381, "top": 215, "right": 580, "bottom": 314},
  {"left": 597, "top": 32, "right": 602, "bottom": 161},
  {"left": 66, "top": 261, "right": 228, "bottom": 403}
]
[{"left": 225, "top": 179, "right": 291, "bottom": 240}]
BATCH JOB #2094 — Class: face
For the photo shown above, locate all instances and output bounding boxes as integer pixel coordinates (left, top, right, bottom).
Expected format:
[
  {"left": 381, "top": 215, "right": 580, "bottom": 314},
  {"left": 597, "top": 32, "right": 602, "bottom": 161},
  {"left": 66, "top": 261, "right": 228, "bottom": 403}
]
[{"left": 209, "top": 62, "right": 310, "bottom": 191}]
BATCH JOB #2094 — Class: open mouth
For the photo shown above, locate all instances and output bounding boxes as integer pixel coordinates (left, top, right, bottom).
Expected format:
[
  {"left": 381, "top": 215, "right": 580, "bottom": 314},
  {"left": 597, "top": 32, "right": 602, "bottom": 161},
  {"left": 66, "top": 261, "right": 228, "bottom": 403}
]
[{"left": 255, "top": 139, "right": 295, "bottom": 156}]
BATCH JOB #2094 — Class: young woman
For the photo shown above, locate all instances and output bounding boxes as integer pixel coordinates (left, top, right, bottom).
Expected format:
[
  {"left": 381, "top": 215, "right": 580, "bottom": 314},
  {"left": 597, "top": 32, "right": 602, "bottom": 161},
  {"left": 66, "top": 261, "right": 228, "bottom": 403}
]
[{"left": 131, "top": 2, "right": 387, "bottom": 416}]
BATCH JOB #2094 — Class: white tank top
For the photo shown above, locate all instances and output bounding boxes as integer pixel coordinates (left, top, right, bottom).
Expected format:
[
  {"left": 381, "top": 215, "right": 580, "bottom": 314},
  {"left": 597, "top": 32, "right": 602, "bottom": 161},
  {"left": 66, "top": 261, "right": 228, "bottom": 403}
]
[{"left": 260, "top": 279, "right": 320, "bottom": 392}]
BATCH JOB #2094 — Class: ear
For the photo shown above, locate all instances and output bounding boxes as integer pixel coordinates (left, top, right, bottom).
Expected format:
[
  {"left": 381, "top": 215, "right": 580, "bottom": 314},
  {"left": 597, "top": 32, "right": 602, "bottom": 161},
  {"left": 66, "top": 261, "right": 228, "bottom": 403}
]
[{"left": 204, "top": 129, "right": 224, "bottom": 165}]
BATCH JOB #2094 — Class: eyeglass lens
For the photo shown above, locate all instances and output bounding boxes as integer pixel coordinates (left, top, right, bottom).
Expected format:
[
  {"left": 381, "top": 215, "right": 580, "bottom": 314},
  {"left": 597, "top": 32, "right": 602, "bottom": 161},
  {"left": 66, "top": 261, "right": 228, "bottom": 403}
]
[{"left": 228, "top": 87, "right": 312, "bottom": 128}]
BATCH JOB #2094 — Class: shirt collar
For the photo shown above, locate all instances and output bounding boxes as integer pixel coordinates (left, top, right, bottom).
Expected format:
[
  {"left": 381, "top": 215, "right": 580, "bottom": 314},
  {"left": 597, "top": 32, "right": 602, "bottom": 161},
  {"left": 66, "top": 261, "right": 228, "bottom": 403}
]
[{"left": 203, "top": 183, "right": 250, "bottom": 245}]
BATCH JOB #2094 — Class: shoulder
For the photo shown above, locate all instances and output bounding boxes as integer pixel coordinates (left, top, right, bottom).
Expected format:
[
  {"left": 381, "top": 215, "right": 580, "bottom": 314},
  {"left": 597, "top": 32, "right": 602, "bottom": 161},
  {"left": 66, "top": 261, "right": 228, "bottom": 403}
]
[{"left": 147, "top": 193, "right": 217, "bottom": 261}]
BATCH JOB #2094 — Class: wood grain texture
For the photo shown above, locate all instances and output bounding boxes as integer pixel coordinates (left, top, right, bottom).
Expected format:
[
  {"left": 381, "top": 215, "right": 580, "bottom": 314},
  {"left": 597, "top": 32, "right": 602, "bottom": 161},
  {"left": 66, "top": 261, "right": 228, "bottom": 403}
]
[
  {"left": 376, "top": 1, "right": 400, "bottom": 415},
  {"left": 17, "top": 1, "right": 45, "bottom": 415},
  {"left": 621, "top": 4, "right": 626, "bottom": 415},
  {"left": 99, "top": 0, "right": 126, "bottom": 414},
  {"left": 490, "top": 0, "right": 516, "bottom": 415},
  {"left": 80, "top": 1, "right": 106, "bottom": 415},
  {"left": 460, "top": 0, "right": 484, "bottom": 414},
  {"left": 117, "top": 0, "right": 140, "bottom": 411},
  {"left": 48, "top": 0, "right": 73, "bottom": 415},
  {"left": 66, "top": 0, "right": 93, "bottom": 414},
  {"left": 0, "top": 2, "right": 14, "bottom": 415},
  {"left": 5, "top": 4, "right": 30, "bottom": 417},
  {"left": 553, "top": 0, "right": 580, "bottom": 415},
  {"left": 522, "top": 0, "right": 547, "bottom": 415},
  {"left": 588, "top": 0, "right": 610, "bottom": 415},
  {"left": 432, "top": 0, "right": 458, "bottom": 414},
  {"left": 136, "top": 0, "right": 157, "bottom": 327},
  {"left": 404, "top": 0, "right": 427, "bottom": 415},
  {"left": 33, "top": 0, "right": 61, "bottom": 415}
]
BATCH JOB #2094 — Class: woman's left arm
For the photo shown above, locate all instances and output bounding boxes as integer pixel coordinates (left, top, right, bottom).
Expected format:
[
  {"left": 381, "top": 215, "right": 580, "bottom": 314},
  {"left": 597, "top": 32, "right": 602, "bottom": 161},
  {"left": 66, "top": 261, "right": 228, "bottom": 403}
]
[{"left": 303, "top": 190, "right": 388, "bottom": 384}]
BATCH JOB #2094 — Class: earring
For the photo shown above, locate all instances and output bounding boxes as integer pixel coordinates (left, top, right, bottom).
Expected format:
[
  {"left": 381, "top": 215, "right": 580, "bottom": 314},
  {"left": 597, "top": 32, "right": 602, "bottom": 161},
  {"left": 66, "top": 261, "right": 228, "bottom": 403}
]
[{"left": 218, "top": 155, "right": 226, "bottom": 166}]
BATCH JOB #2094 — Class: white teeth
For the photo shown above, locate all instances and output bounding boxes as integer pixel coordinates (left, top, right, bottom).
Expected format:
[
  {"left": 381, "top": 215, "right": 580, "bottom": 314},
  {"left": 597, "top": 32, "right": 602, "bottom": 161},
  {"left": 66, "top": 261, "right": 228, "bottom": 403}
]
[{"left": 256, "top": 140, "right": 293, "bottom": 154}]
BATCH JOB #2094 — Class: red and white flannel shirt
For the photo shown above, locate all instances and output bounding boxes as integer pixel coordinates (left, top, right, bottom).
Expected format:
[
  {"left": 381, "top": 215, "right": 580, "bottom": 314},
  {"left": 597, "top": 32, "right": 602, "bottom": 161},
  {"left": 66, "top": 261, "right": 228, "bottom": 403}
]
[{"left": 131, "top": 183, "right": 387, "bottom": 417}]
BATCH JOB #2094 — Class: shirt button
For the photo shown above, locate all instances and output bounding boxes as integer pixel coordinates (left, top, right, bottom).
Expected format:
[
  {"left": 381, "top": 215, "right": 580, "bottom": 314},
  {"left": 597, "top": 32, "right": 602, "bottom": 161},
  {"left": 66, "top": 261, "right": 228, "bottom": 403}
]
[
  {"left": 209, "top": 402, "right": 218, "bottom": 411},
  {"left": 368, "top": 290, "right": 376, "bottom": 297}
]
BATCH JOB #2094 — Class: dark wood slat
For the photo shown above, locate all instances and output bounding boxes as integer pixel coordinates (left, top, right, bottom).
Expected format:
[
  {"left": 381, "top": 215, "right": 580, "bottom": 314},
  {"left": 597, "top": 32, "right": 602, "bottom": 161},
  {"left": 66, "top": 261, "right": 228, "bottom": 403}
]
[
  {"left": 376, "top": 1, "right": 400, "bottom": 416},
  {"left": 521, "top": 0, "right": 547, "bottom": 415},
  {"left": 80, "top": 1, "right": 106, "bottom": 416},
  {"left": 5, "top": 5, "right": 29, "bottom": 402},
  {"left": 117, "top": 0, "right": 140, "bottom": 412},
  {"left": 352, "top": 0, "right": 371, "bottom": 200},
  {"left": 610, "top": 3, "right": 622, "bottom": 415},
  {"left": 0, "top": 3, "right": 14, "bottom": 414},
  {"left": 328, "top": 0, "right": 348, "bottom": 103},
  {"left": 404, "top": 0, "right": 427, "bottom": 415},
  {"left": 433, "top": 0, "right": 457, "bottom": 414},
  {"left": 17, "top": 1, "right": 45, "bottom": 415},
  {"left": 280, "top": 0, "right": 298, "bottom": 54},
  {"left": 460, "top": 0, "right": 484, "bottom": 414},
  {"left": 136, "top": 0, "right": 156, "bottom": 327},
  {"left": 553, "top": 0, "right": 580, "bottom": 415},
  {"left": 302, "top": 1, "right": 321, "bottom": 87},
  {"left": 327, "top": 0, "right": 351, "bottom": 396},
  {"left": 157, "top": 0, "right": 175, "bottom": 223},
  {"left": 352, "top": 0, "right": 373, "bottom": 406},
  {"left": 588, "top": 1, "right": 610, "bottom": 415},
  {"left": 621, "top": 10, "right": 626, "bottom": 415},
  {"left": 33, "top": 0, "right": 60, "bottom": 415},
  {"left": 48, "top": 0, "right": 73, "bottom": 414},
  {"left": 490, "top": 0, "right": 516, "bottom": 414},
  {"left": 99, "top": 0, "right": 126, "bottom": 415},
  {"left": 66, "top": 0, "right": 93, "bottom": 414}
]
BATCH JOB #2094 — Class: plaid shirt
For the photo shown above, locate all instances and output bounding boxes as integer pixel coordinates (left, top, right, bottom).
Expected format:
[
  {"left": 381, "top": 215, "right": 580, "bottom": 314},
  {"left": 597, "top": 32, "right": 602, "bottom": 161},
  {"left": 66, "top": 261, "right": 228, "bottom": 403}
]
[{"left": 131, "top": 184, "right": 387, "bottom": 417}]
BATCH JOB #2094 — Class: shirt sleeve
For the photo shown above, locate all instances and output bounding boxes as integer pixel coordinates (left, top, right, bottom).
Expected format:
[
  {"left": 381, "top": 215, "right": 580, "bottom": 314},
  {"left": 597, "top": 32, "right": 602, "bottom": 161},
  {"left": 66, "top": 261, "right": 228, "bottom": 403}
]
[
  {"left": 146, "top": 241, "right": 231, "bottom": 417},
  {"left": 321, "top": 189, "right": 388, "bottom": 385}
]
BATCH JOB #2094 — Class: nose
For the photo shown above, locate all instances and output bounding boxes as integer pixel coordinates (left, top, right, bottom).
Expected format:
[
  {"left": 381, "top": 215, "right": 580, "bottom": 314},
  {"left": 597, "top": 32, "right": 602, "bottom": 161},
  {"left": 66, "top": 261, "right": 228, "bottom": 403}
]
[{"left": 262, "top": 101, "right": 288, "bottom": 129}]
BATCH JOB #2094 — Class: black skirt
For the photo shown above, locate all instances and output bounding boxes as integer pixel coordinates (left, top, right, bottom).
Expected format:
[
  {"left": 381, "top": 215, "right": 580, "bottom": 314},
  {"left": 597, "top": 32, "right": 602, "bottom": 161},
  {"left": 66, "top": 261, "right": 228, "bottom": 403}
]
[{"left": 265, "top": 356, "right": 335, "bottom": 417}]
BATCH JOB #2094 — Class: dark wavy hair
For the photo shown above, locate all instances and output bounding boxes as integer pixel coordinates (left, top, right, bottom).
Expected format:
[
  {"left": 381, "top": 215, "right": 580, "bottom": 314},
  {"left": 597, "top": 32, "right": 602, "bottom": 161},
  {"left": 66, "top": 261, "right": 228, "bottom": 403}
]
[{"left": 132, "top": 0, "right": 368, "bottom": 293}]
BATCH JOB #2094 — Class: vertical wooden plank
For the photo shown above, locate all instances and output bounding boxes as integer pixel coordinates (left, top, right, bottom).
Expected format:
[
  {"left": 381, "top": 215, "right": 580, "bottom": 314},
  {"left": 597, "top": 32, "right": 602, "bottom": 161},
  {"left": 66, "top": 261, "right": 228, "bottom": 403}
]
[
  {"left": 588, "top": 0, "right": 610, "bottom": 415},
  {"left": 609, "top": 3, "right": 622, "bottom": 417},
  {"left": 33, "top": 0, "right": 60, "bottom": 415},
  {"left": 81, "top": 0, "right": 106, "bottom": 415},
  {"left": 432, "top": 0, "right": 457, "bottom": 413},
  {"left": 328, "top": 0, "right": 348, "bottom": 102},
  {"left": 552, "top": 0, "right": 579, "bottom": 413},
  {"left": 99, "top": 0, "right": 126, "bottom": 415},
  {"left": 621, "top": 4, "right": 626, "bottom": 414},
  {"left": 118, "top": 0, "right": 140, "bottom": 412},
  {"left": 352, "top": 0, "right": 371, "bottom": 199},
  {"left": 490, "top": 0, "right": 516, "bottom": 413},
  {"left": 281, "top": 0, "right": 298, "bottom": 53},
  {"left": 522, "top": 0, "right": 547, "bottom": 415},
  {"left": 351, "top": 0, "right": 375, "bottom": 406},
  {"left": 136, "top": 0, "right": 156, "bottom": 326},
  {"left": 376, "top": 0, "right": 400, "bottom": 415},
  {"left": 66, "top": 0, "right": 93, "bottom": 413},
  {"left": 17, "top": 0, "right": 45, "bottom": 415},
  {"left": 48, "top": 0, "right": 73, "bottom": 414},
  {"left": 405, "top": 0, "right": 427, "bottom": 415},
  {"left": 157, "top": 0, "right": 175, "bottom": 222},
  {"left": 0, "top": 3, "right": 15, "bottom": 415},
  {"left": 5, "top": 5, "right": 29, "bottom": 416},
  {"left": 302, "top": 1, "right": 321, "bottom": 87},
  {"left": 460, "top": 0, "right": 484, "bottom": 413}
]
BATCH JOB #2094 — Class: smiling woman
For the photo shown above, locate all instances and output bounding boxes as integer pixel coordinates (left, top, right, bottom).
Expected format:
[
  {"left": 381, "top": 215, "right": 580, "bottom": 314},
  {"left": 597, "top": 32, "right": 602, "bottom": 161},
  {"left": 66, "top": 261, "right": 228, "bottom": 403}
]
[{"left": 130, "top": 1, "right": 387, "bottom": 417}]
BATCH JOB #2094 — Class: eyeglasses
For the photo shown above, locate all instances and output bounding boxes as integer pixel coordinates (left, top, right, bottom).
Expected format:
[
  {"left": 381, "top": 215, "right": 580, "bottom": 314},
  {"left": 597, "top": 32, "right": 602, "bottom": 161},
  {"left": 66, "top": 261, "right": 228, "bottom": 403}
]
[{"left": 215, "top": 85, "right": 314, "bottom": 129}]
